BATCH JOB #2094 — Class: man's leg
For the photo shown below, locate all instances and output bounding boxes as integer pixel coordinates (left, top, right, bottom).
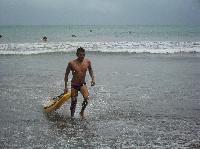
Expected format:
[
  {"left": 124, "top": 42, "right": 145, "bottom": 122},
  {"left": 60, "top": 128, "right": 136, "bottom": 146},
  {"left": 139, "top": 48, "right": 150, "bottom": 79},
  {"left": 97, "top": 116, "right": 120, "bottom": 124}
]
[
  {"left": 80, "top": 85, "right": 89, "bottom": 118},
  {"left": 70, "top": 88, "right": 78, "bottom": 118}
]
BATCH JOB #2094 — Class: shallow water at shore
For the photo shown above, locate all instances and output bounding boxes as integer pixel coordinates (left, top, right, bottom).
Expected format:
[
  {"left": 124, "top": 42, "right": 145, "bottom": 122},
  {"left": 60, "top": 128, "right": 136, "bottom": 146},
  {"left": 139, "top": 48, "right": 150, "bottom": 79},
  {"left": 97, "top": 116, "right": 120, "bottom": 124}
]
[{"left": 0, "top": 53, "right": 200, "bottom": 148}]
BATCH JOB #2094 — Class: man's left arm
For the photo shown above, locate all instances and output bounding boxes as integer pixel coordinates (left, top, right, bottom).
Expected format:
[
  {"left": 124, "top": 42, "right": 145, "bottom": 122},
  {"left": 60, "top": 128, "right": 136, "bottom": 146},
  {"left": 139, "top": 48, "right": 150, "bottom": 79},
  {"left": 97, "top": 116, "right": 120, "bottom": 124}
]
[{"left": 88, "top": 60, "right": 95, "bottom": 86}]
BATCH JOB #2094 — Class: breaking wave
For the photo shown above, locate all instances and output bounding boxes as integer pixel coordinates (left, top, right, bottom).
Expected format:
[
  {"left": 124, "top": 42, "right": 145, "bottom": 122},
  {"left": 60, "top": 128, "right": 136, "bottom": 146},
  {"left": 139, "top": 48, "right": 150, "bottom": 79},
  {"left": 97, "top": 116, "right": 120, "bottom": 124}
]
[{"left": 0, "top": 41, "right": 200, "bottom": 55}]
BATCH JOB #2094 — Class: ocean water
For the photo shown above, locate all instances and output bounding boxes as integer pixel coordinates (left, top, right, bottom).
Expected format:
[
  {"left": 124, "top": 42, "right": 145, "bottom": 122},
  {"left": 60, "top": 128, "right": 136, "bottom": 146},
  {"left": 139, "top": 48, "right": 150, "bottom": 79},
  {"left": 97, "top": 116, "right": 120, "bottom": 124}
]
[
  {"left": 0, "top": 25, "right": 200, "bottom": 54},
  {"left": 0, "top": 25, "right": 200, "bottom": 148}
]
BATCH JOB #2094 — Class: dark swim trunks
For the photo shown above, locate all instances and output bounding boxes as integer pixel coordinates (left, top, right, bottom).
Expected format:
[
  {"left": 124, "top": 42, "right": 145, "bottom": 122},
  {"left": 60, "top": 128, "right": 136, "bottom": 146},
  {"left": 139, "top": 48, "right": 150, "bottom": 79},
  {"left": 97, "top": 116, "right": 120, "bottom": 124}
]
[{"left": 71, "top": 83, "right": 86, "bottom": 91}]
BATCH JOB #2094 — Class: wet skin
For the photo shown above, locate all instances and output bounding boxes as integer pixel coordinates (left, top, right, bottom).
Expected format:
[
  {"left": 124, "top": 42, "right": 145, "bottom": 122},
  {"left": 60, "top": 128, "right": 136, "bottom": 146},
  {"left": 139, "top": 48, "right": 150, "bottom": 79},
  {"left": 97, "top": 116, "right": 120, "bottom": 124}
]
[{"left": 64, "top": 51, "right": 95, "bottom": 118}]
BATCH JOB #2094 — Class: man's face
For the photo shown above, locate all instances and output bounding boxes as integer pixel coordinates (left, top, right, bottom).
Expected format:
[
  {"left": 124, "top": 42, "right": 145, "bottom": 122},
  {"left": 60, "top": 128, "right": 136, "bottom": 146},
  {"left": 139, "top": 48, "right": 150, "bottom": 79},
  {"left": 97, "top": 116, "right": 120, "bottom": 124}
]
[{"left": 77, "top": 52, "right": 85, "bottom": 61}]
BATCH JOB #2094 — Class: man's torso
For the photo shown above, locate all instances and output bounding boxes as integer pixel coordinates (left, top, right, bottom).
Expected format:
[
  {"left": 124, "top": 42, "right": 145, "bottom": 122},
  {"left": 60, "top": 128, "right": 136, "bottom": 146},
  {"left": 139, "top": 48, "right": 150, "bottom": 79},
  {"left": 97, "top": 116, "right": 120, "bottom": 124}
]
[{"left": 70, "top": 58, "right": 90, "bottom": 85}]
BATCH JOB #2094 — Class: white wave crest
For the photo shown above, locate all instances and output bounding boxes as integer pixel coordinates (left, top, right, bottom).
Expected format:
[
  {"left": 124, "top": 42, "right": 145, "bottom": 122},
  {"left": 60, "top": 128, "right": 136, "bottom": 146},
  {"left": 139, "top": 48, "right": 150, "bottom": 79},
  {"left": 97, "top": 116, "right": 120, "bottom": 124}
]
[{"left": 0, "top": 41, "right": 200, "bottom": 55}]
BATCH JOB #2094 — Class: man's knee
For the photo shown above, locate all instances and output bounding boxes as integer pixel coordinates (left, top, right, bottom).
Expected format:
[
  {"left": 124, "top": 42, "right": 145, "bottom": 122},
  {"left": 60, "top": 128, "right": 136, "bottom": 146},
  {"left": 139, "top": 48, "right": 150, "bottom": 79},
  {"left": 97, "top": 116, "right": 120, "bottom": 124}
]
[
  {"left": 71, "top": 96, "right": 77, "bottom": 102},
  {"left": 83, "top": 95, "right": 89, "bottom": 101},
  {"left": 70, "top": 97, "right": 77, "bottom": 109}
]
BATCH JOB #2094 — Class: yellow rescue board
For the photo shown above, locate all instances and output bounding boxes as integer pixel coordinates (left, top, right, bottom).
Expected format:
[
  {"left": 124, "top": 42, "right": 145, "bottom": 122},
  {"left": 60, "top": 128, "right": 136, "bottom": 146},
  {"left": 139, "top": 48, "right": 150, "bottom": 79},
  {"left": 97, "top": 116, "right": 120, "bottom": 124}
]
[{"left": 43, "top": 92, "right": 71, "bottom": 113}]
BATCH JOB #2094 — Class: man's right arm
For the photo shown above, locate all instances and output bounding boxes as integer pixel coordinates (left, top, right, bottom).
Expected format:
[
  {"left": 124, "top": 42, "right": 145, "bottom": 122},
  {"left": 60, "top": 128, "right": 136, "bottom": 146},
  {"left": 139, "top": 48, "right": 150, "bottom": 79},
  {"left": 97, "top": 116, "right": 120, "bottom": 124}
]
[{"left": 64, "top": 62, "right": 71, "bottom": 92}]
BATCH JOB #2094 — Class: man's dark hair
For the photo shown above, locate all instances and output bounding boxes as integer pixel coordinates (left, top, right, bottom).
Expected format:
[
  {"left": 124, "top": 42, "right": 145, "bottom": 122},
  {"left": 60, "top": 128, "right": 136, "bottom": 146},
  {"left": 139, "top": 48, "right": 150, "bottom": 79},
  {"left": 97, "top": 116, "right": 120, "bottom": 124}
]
[{"left": 77, "top": 47, "right": 85, "bottom": 54}]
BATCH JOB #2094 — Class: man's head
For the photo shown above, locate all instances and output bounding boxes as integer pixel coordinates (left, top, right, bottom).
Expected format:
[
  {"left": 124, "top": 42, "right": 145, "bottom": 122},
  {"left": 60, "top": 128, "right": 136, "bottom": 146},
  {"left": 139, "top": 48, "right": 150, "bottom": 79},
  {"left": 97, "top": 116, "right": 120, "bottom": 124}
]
[{"left": 76, "top": 47, "right": 85, "bottom": 61}]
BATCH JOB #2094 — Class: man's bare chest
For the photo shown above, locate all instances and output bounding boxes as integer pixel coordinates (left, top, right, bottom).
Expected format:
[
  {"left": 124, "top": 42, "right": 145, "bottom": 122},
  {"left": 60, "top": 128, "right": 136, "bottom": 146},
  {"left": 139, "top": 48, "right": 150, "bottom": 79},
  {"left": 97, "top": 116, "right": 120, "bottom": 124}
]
[{"left": 71, "top": 62, "right": 88, "bottom": 72}]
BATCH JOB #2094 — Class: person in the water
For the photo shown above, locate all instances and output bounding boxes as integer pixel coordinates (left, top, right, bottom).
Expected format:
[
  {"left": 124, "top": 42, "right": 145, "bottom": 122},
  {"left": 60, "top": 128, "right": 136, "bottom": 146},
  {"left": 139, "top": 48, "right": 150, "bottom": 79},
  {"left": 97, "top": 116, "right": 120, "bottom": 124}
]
[
  {"left": 42, "top": 36, "right": 47, "bottom": 42},
  {"left": 64, "top": 47, "right": 95, "bottom": 119}
]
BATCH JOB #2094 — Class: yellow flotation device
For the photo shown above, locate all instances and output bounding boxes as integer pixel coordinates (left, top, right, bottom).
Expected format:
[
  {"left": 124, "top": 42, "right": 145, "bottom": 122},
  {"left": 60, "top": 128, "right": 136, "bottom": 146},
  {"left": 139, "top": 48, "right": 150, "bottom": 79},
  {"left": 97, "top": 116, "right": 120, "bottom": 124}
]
[{"left": 43, "top": 92, "right": 71, "bottom": 113}]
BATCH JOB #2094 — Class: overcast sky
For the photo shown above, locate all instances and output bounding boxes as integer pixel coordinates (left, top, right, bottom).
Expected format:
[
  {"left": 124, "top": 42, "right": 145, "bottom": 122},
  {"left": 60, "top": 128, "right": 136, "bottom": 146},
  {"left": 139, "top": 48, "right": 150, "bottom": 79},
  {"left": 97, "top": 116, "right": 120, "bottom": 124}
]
[{"left": 0, "top": 0, "right": 200, "bottom": 25}]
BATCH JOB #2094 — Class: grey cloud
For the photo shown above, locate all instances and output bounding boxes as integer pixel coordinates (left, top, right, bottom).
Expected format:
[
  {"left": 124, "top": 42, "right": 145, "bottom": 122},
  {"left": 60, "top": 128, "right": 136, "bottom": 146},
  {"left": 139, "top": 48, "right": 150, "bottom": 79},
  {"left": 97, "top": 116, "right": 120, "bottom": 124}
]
[{"left": 0, "top": 0, "right": 200, "bottom": 25}]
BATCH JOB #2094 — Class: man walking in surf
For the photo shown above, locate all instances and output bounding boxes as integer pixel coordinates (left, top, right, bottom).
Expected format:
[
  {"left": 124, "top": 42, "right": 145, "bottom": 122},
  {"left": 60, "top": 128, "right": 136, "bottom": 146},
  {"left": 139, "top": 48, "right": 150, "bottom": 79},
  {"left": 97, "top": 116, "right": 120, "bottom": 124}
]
[{"left": 64, "top": 47, "right": 95, "bottom": 119}]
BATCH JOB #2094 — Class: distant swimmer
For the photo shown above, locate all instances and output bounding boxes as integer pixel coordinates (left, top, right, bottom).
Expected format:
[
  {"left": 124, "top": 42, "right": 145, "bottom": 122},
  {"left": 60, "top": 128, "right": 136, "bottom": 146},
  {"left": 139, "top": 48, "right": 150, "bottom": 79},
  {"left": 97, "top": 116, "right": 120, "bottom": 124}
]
[
  {"left": 72, "top": 34, "right": 76, "bottom": 37},
  {"left": 90, "top": 30, "right": 92, "bottom": 32},
  {"left": 42, "top": 36, "right": 47, "bottom": 42},
  {"left": 0, "top": 35, "right": 2, "bottom": 38}
]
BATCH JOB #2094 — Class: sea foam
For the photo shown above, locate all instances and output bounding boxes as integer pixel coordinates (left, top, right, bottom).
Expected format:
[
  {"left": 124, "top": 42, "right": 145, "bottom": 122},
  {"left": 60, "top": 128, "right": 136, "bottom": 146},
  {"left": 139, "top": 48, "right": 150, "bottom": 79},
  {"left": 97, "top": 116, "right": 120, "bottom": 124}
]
[{"left": 0, "top": 41, "right": 200, "bottom": 55}]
